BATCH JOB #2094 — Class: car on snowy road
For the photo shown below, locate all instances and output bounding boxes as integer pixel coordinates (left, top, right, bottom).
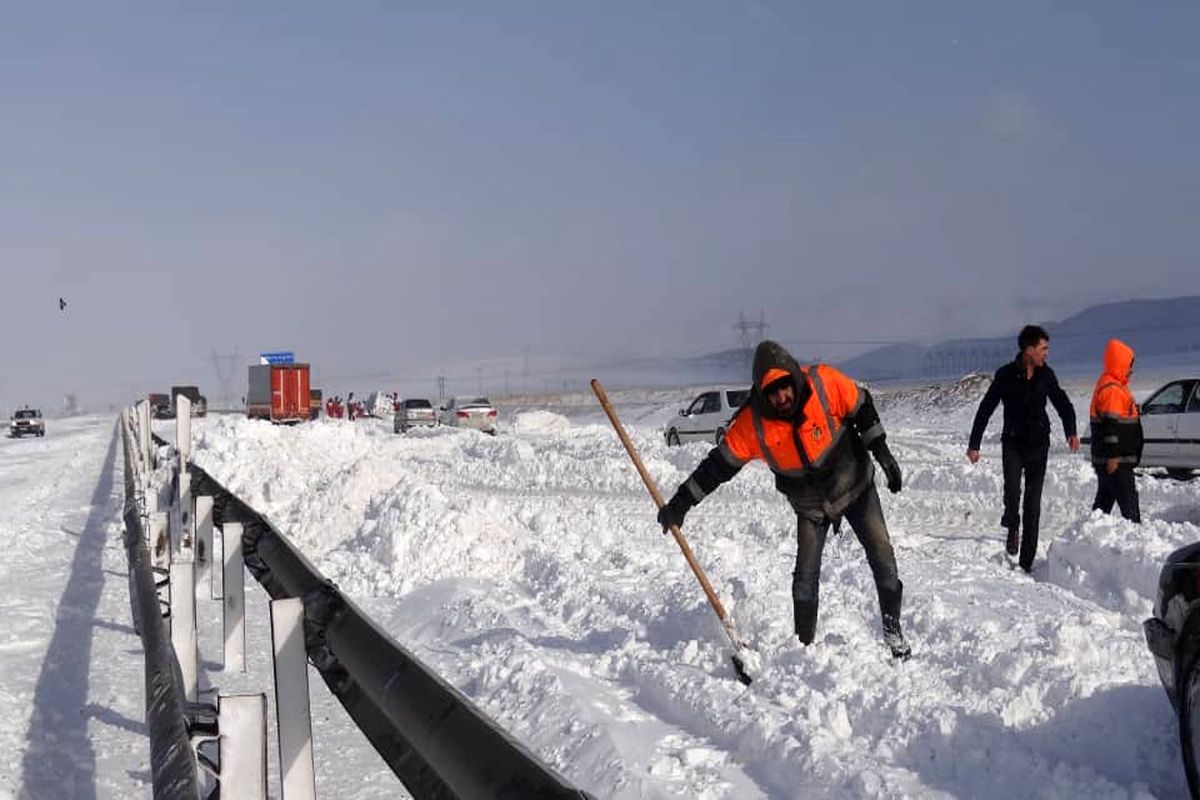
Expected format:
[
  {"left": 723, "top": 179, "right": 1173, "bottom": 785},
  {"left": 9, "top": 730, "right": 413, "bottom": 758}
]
[
  {"left": 1145, "top": 541, "right": 1200, "bottom": 794},
  {"left": 438, "top": 396, "right": 497, "bottom": 434},
  {"left": 1138, "top": 378, "right": 1200, "bottom": 479},
  {"left": 394, "top": 398, "right": 438, "bottom": 433},
  {"left": 664, "top": 386, "right": 750, "bottom": 446},
  {"left": 9, "top": 407, "right": 45, "bottom": 438}
]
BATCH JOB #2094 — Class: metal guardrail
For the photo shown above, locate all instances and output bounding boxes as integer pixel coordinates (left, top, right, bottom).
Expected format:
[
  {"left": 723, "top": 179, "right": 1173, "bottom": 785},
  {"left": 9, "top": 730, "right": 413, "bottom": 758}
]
[
  {"left": 119, "top": 421, "right": 204, "bottom": 798},
  {"left": 178, "top": 453, "right": 592, "bottom": 800}
]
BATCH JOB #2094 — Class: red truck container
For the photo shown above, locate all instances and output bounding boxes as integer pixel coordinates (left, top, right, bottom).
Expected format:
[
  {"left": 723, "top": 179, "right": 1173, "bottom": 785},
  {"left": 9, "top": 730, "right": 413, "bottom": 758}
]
[{"left": 246, "top": 364, "right": 311, "bottom": 423}]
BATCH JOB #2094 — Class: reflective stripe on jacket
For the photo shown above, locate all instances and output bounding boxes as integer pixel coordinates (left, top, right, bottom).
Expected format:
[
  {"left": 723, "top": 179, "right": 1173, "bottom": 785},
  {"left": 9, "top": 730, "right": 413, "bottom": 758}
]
[{"left": 722, "top": 364, "right": 862, "bottom": 472}]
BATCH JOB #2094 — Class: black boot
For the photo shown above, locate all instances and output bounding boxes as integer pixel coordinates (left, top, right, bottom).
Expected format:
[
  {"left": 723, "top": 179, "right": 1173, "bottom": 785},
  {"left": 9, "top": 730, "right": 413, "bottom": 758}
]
[
  {"left": 878, "top": 581, "right": 911, "bottom": 660},
  {"left": 882, "top": 614, "right": 911, "bottom": 660},
  {"left": 1005, "top": 528, "right": 1019, "bottom": 557},
  {"left": 794, "top": 600, "right": 819, "bottom": 645}
]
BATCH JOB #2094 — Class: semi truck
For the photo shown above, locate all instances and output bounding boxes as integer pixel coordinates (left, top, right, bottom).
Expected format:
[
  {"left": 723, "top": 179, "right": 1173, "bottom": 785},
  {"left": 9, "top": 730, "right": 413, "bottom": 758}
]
[{"left": 247, "top": 363, "right": 311, "bottom": 424}]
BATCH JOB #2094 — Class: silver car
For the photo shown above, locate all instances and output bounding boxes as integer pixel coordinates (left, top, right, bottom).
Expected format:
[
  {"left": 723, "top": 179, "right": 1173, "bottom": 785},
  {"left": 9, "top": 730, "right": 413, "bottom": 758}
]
[
  {"left": 9, "top": 407, "right": 45, "bottom": 438},
  {"left": 438, "top": 396, "right": 497, "bottom": 434},
  {"left": 1139, "top": 377, "right": 1200, "bottom": 479},
  {"left": 665, "top": 386, "right": 750, "bottom": 446},
  {"left": 394, "top": 398, "right": 438, "bottom": 433}
]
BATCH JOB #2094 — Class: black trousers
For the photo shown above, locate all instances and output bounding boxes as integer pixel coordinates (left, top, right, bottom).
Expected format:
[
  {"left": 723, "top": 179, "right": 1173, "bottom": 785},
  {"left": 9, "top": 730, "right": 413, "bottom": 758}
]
[
  {"left": 1001, "top": 441, "right": 1048, "bottom": 571},
  {"left": 791, "top": 485, "right": 902, "bottom": 644},
  {"left": 1092, "top": 464, "right": 1141, "bottom": 523}
]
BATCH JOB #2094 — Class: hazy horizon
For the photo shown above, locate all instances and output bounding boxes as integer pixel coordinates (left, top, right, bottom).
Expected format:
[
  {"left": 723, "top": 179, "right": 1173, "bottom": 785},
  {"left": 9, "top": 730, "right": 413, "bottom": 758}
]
[{"left": 3, "top": 4, "right": 1198, "bottom": 410}]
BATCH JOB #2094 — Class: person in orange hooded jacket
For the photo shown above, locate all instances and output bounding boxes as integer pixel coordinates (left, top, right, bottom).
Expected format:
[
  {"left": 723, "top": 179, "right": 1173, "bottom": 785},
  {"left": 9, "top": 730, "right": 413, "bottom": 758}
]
[
  {"left": 1089, "top": 338, "right": 1143, "bottom": 522},
  {"left": 658, "top": 340, "right": 910, "bottom": 659}
]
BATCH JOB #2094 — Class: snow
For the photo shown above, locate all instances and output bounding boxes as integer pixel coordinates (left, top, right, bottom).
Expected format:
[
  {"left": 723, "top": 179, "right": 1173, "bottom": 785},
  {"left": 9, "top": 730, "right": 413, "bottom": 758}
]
[{"left": 2, "top": 374, "right": 1197, "bottom": 797}]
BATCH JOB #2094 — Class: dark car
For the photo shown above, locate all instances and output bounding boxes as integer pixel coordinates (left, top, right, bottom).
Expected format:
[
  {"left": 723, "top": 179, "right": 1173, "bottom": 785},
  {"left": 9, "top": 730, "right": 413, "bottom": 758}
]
[{"left": 1144, "top": 542, "right": 1200, "bottom": 795}]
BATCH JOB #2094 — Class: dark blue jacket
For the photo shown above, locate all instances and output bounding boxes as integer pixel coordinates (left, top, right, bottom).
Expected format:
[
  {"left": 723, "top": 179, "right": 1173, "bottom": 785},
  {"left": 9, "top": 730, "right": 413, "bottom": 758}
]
[{"left": 969, "top": 357, "right": 1077, "bottom": 450}]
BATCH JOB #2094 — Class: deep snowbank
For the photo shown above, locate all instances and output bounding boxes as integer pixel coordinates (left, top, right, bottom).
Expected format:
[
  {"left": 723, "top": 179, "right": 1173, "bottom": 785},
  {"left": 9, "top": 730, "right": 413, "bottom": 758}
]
[{"left": 178, "top": 383, "right": 1199, "bottom": 798}]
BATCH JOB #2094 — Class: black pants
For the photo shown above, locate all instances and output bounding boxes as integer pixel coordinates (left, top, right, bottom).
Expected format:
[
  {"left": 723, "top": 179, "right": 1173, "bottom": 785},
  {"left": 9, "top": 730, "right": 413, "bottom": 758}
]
[
  {"left": 791, "top": 485, "right": 902, "bottom": 644},
  {"left": 1001, "top": 441, "right": 1048, "bottom": 571},
  {"left": 1092, "top": 464, "right": 1141, "bottom": 523}
]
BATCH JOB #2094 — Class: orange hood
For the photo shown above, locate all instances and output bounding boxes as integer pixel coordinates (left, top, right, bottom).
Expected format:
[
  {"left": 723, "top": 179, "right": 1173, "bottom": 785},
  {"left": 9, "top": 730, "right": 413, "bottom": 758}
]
[{"left": 1098, "top": 338, "right": 1134, "bottom": 386}]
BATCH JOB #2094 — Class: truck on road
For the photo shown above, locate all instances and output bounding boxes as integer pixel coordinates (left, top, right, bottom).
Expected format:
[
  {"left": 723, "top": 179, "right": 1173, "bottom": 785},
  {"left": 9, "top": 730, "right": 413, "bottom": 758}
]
[{"left": 247, "top": 363, "right": 311, "bottom": 424}]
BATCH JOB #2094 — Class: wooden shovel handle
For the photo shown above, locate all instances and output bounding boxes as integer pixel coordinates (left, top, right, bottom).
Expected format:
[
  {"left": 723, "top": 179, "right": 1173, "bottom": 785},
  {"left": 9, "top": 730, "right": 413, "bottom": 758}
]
[{"left": 590, "top": 379, "right": 732, "bottom": 624}]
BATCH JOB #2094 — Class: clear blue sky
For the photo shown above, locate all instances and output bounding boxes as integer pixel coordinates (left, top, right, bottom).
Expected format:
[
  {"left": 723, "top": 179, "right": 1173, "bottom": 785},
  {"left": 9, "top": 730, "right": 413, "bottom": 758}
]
[{"left": 2, "top": 2, "right": 1198, "bottom": 406}]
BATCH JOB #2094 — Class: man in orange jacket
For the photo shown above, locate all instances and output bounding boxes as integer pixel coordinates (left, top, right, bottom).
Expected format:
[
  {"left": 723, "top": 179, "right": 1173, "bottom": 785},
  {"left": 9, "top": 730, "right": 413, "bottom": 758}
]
[
  {"left": 658, "top": 340, "right": 910, "bottom": 659},
  {"left": 1089, "top": 339, "right": 1143, "bottom": 522}
]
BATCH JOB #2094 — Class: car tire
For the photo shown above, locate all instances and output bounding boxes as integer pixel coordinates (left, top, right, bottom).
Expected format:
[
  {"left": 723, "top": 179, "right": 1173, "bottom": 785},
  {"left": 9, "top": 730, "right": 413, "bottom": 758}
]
[
  {"left": 1168, "top": 468, "right": 1196, "bottom": 482},
  {"left": 667, "top": 429, "right": 680, "bottom": 447},
  {"left": 1180, "top": 659, "right": 1200, "bottom": 797}
]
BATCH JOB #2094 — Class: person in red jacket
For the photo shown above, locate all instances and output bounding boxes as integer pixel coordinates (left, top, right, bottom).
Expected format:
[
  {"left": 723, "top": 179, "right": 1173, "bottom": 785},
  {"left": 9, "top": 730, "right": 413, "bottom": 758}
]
[
  {"left": 1089, "top": 339, "right": 1143, "bottom": 522},
  {"left": 658, "top": 340, "right": 910, "bottom": 659}
]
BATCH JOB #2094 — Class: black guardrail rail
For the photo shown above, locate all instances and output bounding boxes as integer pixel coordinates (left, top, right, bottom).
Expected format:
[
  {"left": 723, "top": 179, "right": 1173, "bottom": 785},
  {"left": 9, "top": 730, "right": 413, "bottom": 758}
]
[
  {"left": 119, "top": 423, "right": 203, "bottom": 798},
  {"left": 181, "top": 455, "right": 593, "bottom": 800}
]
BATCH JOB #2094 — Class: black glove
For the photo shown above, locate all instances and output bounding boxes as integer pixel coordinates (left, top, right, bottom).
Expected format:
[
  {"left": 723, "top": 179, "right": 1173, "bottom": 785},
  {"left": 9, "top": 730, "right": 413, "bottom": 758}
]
[
  {"left": 657, "top": 488, "right": 695, "bottom": 533},
  {"left": 870, "top": 439, "right": 903, "bottom": 494}
]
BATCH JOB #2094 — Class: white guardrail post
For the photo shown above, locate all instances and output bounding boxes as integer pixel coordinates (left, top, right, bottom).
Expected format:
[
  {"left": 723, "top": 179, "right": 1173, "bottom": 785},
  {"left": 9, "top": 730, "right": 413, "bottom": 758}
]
[
  {"left": 195, "top": 496, "right": 214, "bottom": 598},
  {"left": 170, "top": 559, "right": 199, "bottom": 703},
  {"left": 137, "top": 399, "right": 151, "bottom": 475},
  {"left": 150, "top": 511, "right": 170, "bottom": 573},
  {"left": 219, "top": 693, "right": 268, "bottom": 800},
  {"left": 270, "top": 597, "right": 317, "bottom": 800},
  {"left": 223, "top": 522, "right": 246, "bottom": 673}
]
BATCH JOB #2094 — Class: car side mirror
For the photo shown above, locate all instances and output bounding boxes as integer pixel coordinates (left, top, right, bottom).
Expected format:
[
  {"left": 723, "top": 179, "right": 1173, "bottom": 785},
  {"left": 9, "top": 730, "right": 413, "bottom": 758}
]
[{"left": 678, "top": 409, "right": 687, "bottom": 417}]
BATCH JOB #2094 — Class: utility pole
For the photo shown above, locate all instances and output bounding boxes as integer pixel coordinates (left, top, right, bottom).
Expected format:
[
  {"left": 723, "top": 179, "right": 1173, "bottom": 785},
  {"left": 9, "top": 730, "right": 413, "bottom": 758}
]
[
  {"left": 209, "top": 348, "right": 241, "bottom": 412},
  {"left": 733, "top": 311, "right": 769, "bottom": 366},
  {"left": 437, "top": 376, "right": 446, "bottom": 400}
]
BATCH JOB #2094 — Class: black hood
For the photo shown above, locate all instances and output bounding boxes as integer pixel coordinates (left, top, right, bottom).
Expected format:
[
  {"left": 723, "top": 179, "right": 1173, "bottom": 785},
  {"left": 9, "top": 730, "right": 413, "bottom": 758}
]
[{"left": 750, "top": 340, "right": 811, "bottom": 420}]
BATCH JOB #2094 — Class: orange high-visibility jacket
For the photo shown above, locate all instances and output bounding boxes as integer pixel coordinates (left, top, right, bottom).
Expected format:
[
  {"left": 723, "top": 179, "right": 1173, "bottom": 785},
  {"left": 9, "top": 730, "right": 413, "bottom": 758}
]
[
  {"left": 723, "top": 363, "right": 873, "bottom": 474},
  {"left": 1089, "top": 338, "right": 1143, "bottom": 465}
]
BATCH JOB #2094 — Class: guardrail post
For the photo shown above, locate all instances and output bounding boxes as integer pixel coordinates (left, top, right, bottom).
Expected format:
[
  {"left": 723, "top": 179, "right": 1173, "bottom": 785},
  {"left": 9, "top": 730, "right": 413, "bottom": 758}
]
[
  {"left": 219, "top": 693, "right": 268, "bottom": 800},
  {"left": 176, "top": 395, "right": 192, "bottom": 463},
  {"left": 137, "top": 399, "right": 151, "bottom": 474},
  {"left": 151, "top": 511, "right": 170, "bottom": 572},
  {"left": 170, "top": 559, "right": 199, "bottom": 702},
  {"left": 211, "top": 523, "right": 224, "bottom": 601},
  {"left": 223, "top": 523, "right": 245, "bottom": 673},
  {"left": 270, "top": 597, "right": 317, "bottom": 800},
  {"left": 195, "top": 495, "right": 213, "bottom": 596}
]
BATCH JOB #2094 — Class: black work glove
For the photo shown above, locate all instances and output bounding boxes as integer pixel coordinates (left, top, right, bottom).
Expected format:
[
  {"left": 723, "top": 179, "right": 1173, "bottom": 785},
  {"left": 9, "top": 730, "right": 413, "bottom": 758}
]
[
  {"left": 657, "top": 488, "right": 695, "bottom": 533},
  {"left": 870, "top": 439, "right": 903, "bottom": 494}
]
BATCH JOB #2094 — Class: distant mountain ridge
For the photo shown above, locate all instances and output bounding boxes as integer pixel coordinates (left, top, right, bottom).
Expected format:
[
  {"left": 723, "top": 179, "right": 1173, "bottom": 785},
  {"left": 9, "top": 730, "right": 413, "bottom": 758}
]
[
  {"left": 839, "top": 296, "right": 1200, "bottom": 381},
  {"left": 660, "top": 296, "right": 1200, "bottom": 387}
]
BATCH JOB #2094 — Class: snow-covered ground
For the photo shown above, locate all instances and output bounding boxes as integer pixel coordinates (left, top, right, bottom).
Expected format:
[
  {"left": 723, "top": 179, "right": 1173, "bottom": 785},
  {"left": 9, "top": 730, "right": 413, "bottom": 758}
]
[{"left": 2, "top": 375, "right": 1198, "bottom": 797}]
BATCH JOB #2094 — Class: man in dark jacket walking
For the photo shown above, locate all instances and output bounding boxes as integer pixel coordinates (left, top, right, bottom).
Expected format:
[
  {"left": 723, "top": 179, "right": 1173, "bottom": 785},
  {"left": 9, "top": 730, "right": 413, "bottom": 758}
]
[
  {"left": 658, "top": 340, "right": 911, "bottom": 659},
  {"left": 967, "top": 325, "right": 1079, "bottom": 572}
]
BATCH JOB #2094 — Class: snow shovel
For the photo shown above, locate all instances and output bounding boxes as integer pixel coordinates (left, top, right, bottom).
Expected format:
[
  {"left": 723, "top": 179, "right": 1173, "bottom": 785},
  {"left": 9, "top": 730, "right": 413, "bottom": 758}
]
[{"left": 591, "top": 379, "right": 754, "bottom": 686}]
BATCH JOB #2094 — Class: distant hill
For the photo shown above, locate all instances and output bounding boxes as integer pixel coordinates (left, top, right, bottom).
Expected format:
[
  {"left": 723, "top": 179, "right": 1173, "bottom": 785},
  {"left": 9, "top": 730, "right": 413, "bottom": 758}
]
[
  {"left": 840, "top": 296, "right": 1200, "bottom": 381},
  {"left": 559, "top": 296, "right": 1200, "bottom": 393}
]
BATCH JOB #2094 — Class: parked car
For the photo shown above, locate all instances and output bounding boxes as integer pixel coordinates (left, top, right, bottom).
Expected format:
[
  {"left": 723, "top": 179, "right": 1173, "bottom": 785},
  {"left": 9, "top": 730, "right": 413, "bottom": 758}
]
[
  {"left": 664, "top": 386, "right": 751, "bottom": 446},
  {"left": 395, "top": 398, "right": 437, "bottom": 433},
  {"left": 1138, "top": 377, "right": 1200, "bottom": 479},
  {"left": 438, "top": 396, "right": 497, "bottom": 434},
  {"left": 1144, "top": 541, "right": 1200, "bottom": 795},
  {"left": 9, "top": 406, "right": 45, "bottom": 438}
]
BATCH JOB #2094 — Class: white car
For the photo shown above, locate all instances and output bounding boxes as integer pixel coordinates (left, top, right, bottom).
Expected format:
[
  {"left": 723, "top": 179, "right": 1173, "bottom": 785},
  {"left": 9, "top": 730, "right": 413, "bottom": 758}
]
[
  {"left": 394, "top": 398, "right": 437, "bottom": 433},
  {"left": 1139, "top": 377, "right": 1200, "bottom": 478},
  {"left": 9, "top": 407, "right": 45, "bottom": 438},
  {"left": 438, "top": 396, "right": 497, "bottom": 434},
  {"left": 664, "top": 386, "right": 751, "bottom": 446}
]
